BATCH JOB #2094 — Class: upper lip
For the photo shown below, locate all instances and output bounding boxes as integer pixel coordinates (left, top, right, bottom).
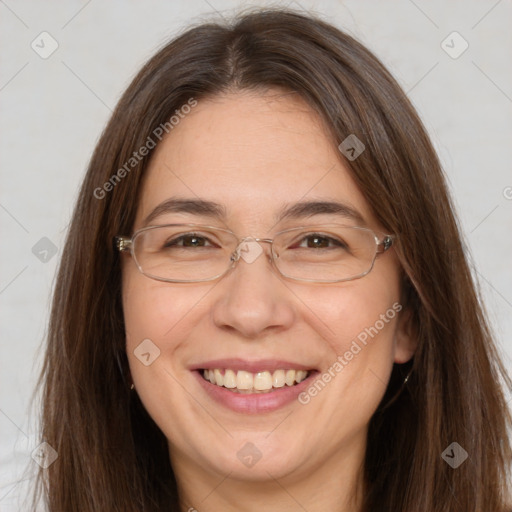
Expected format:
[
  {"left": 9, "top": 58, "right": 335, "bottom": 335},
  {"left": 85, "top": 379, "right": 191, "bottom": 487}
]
[{"left": 189, "top": 358, "right": 316, "bottom": 373}]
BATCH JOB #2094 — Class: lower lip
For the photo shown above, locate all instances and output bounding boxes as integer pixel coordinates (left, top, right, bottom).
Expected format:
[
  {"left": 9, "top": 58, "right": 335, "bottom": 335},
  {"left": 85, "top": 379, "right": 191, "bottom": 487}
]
[{"left": 193, "top": 370, "right": 317, "bottom": 414}]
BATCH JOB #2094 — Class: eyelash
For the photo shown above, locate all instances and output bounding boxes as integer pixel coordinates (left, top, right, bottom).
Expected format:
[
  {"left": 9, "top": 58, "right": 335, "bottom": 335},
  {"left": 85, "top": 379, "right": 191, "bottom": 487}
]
[
  {"left": 293, "top": 234, "right": 347, "bottom": 249},
  {"left": 163, "top": 233, "right": 348, "bottom": 250}
]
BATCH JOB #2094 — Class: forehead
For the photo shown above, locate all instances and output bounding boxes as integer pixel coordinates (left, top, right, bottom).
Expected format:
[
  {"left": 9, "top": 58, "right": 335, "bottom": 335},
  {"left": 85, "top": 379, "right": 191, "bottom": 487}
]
[{"left": 134, "top": 90, "right": 374, "bottom": 231}]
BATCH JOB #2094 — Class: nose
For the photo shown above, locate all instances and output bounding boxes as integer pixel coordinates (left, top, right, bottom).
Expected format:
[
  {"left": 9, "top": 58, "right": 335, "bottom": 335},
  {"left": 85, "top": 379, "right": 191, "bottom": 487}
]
[{"left": 211, "top": 240, "right": 296, "bottom": 339}]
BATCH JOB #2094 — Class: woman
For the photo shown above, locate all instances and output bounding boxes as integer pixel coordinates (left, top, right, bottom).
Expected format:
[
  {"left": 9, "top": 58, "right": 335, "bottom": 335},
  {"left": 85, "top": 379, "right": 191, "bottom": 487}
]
[{"left": 35, "top": 8, "right": 512, "bottom": 511}]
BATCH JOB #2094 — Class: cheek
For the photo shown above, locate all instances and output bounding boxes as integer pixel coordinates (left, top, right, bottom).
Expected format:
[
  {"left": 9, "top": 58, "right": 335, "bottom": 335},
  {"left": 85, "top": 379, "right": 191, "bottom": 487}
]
[
  {"left": 122, "top": 260, "right": 211, "bottom": 341},
  {"left": 298, "top": 269, "right": 401, "bottom": 357},
  {"left": 293, "top": 269, "right": 402, "bottom": 420},
  {"left": 121, "top": 266, "right": 207, "bottom": 388},
  {"left": 121, "top": 268, "right": 213, "bottom": 443}
]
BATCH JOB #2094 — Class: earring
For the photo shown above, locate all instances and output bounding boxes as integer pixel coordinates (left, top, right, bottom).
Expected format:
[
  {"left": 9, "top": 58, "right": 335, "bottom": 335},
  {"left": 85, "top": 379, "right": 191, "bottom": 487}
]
[
  {"left": 115, "top": 351, "right": 135, "bottom": 391},
  {"left": 378, "top": 367, "right": 413, "bottom": 412}
]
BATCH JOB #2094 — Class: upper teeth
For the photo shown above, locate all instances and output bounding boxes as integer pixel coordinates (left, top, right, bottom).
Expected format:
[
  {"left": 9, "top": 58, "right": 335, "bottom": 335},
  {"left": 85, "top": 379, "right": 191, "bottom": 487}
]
[{"left": 203, "top": 369, "right": 309, "bottom": 393}]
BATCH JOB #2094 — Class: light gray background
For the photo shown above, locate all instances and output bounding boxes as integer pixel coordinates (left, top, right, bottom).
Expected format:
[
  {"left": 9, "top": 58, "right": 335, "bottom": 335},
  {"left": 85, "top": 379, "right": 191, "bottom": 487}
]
[{"left": 1, "top": 0, "right": 511, "bottom": 509}]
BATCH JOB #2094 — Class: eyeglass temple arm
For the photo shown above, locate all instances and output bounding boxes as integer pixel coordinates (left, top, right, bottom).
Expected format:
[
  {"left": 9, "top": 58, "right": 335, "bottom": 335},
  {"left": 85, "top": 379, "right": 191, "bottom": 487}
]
[
  {"left": 376, "top": 235, "right": 394, "bottom": 254},
  {"left": 115, "top": 236, "right": 132, "bottom": 252}
]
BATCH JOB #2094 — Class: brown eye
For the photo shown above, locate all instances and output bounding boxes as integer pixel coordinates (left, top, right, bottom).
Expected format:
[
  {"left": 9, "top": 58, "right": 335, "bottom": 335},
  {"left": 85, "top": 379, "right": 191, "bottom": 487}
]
[
  {"left": 306, "top": 235, "right": 329, "bottom": 248},
  {"left": 297, "top": 234, "right": 346, "bottom": 249},
  {"left": 180, "top": 235, "right": 207, "bottom": 247},
  {"left": 164, "top": 234, "right": 211, "bottom": 248}
]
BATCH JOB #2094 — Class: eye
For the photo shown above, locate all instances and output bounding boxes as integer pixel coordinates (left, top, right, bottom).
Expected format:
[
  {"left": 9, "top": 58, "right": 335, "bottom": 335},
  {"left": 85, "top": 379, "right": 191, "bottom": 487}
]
[
  {"left": 295, "top": 234, "right": 347, "bottom": 250},
  {"left": 164, "top": 233, "right": 214, "bottom": 248}
]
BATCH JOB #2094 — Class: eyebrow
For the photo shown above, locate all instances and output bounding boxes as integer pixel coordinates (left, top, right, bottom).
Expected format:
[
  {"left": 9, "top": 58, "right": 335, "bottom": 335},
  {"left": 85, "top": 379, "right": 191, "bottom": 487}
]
[
  {"left": 275, "top": 200, "right": 365, "bottom": 225},
  {"left": 143, "top": 198, "right": 226, "bottom": 226},
  {"left": 143, "top": 197, "right": 365, "bottom": 226}
]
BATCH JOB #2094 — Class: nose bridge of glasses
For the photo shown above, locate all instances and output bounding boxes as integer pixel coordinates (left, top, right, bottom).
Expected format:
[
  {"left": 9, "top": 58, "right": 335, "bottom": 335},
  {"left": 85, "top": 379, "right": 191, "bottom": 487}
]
[{"left": 231, "top": 237, "right": 274, "bottom": 266}]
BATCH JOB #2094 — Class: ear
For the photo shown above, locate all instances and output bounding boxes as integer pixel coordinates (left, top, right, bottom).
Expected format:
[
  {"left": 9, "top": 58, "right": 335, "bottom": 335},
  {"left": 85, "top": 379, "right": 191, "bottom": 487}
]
[{"left": 394, "top": 307, "right": 417, "bottom": 364}]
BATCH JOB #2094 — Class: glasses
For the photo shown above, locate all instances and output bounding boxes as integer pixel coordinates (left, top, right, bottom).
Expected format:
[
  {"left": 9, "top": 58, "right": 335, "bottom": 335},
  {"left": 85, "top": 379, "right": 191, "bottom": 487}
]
[{"left": 115, "top": 223, "right": 394, "bottom": 284}]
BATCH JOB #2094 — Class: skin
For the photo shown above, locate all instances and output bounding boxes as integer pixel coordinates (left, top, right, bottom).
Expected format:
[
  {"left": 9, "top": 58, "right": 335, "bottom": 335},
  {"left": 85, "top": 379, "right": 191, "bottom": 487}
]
[{"left": 122, "top": 89, "right": 416, "bottom": 512}]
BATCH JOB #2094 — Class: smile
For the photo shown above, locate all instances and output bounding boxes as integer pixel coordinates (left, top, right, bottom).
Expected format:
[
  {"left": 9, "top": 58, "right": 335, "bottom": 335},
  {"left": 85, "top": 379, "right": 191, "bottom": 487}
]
[
  {"left": 201, "top": 368, "right": 310, "bottom": 393},
  {"left": 191, "top": 359, "right": 318, "bottom": 413}
]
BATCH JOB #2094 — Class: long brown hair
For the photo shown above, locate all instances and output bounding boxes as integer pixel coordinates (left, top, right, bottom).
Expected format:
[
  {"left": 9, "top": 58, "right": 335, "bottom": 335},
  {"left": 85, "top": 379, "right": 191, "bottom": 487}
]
[{"left": 35, "top": 8, "right": 512, "bottom": 511}]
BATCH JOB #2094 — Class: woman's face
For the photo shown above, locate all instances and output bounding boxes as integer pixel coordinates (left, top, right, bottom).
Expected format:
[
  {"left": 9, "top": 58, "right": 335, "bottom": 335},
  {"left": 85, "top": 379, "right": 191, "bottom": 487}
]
[{"left": 122, "top": 90, "right": 414, "bottom": 486}]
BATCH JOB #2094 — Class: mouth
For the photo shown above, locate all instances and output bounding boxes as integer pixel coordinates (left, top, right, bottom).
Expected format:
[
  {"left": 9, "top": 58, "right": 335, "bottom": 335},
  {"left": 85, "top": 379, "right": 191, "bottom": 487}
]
[
  {"left": 200, "top": 368, "right": 311, "bottom": 394},
  {"left": 191, "top": 359, "right": 318, "bottom": 413}
]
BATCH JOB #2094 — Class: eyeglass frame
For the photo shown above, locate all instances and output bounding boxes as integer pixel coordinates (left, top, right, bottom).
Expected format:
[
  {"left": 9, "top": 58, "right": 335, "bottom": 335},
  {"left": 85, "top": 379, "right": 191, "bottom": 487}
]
[{"left": 115, "top": 223, "right": 395, "bottom": 284}]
